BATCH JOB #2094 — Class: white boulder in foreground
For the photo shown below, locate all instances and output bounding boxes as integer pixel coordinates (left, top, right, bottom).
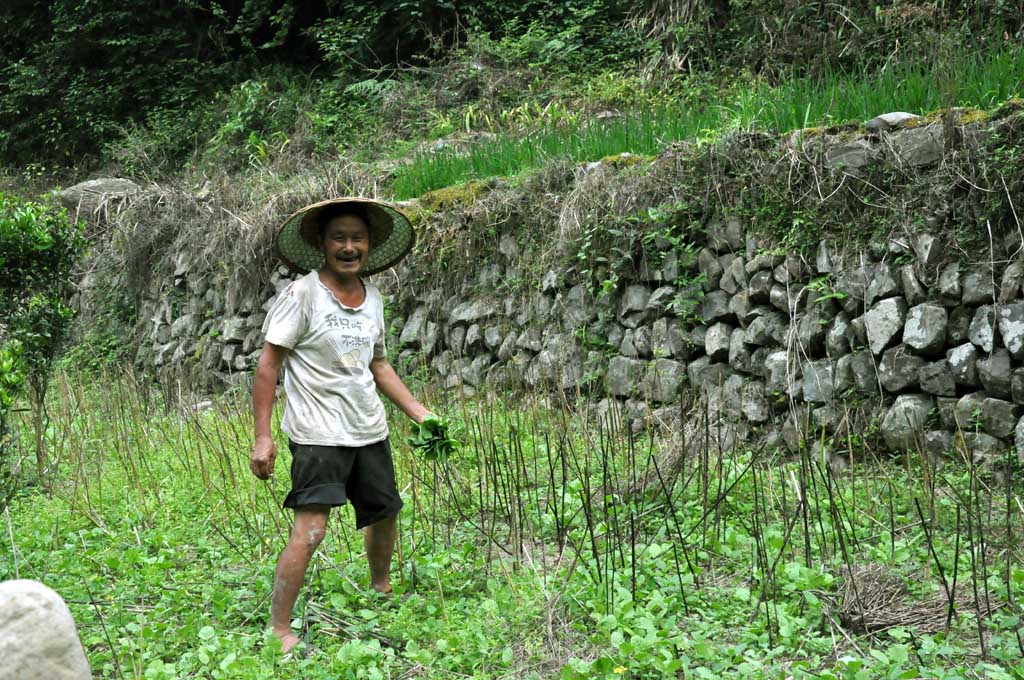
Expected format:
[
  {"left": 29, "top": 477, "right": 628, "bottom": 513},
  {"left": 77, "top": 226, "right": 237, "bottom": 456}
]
[{"left": 0, "top": 580, "right": 91, "bottom": 679}]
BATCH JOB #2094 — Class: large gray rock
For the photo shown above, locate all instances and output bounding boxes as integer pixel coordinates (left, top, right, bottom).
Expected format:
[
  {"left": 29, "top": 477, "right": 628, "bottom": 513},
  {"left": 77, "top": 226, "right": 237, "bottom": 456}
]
[
  {"left": 720, "top": 257, "right": 748, "bottom": 295},
  {"left": 947, "top": 306, "right": 973, "bottom": 345},
  {"left": 979, "top": 398, "right": 1021, "bottom": 439},
  {"left": 881, "top": 394, "right": 934, "bottom": 451},
  {"left": 864, "top": 297, "right": 908, "bottom": 355},
  {"left": 891, "top": 123, "right": 945, "bottom": 167},
  {"left": 947, "top": 343, "right": 979, "bottom": 386},
  {"left": 865, "top": 262, "right": 900, "bottom": 308},
  {"left": 912, "top": 233, "right": 943, "bottom": 267},
  {"left": 399, "top": 306, "right": 430, "bottom": 348},
  {"left": 640, "top": 359, "right": 687, "bottom": 403},
  {"left": 848, "top": 351, "right": 878, "bottom": 394},
  {"left": 563, "top": 285, "right": 597, "bottom": 327},
  {"left": 765, "top": 350, "right": 799, "bottom": 396},
  {"left": 515, "top": 328, "right": 543, "bottom": 353},
  {"left": 605, "top": 356, "right": 645, "bottom": 397},
  {"left": 1000, "top": 261, "right": 1024, "bottom": 303},
  {"left": 450, "top": 300, "right": 495, "bottom": 325},
  {"left": 741, "top": 381, "right": 770, "bottom": 423},
  {"left": 979, "top": 349, "right": 1013, "bottom": 399},
  {"left": 900, "top": 265, "right": 927, "bottom": 306},
  {"left": 924, "top": 430, "right": 955, "bottom": 459},
  {"left": 878, "top": 345, "right": 924, "bottom": 393},
  {"left": 773, "top": 255, "right": 805, "bottom": 285},
  {"left": 728, "top": 328, "right": 754, "bottom": 374},
  {"left": 903, "top": 304, "right": 947, "bottom": 356},
  {"left": 748, "top": 269, "right": 773, "bottom": 303},
  {"left": 0, "top": 580, "right": 91, "bottom": 679},
  {"left": 919, "top": 361, "right": 956, "bottom": 397},
  {"left": 960, "top": 432, "right": 1006, "bottom": 462},
  {"left": 825, "top": 139, "right": 876, "bottom": 172},
  {"left": 1016, "top": 416, "right": 1024, "bottom": 464},
  {"left": 968, "top": 305, "right": 998, "bottom": 353},
  {"left": 729, "top": 292, "right": 756, "bottom": 325},
  {"left": 221, "top": 317, "right": 248, "bottom": 344},
  {"left": 702, "top": 290, "right": 734, "bottom": 325},
  {"left": 803, "top": 360, "right": 834, "bottom": 403},
  {"left": 938, "top": 263, "right": 961, "bottom": 303},
  {"left": 796, "top": 305, "right": 830, "bottom": 357},
  {"left": 826, "top": 312, "right": 852, "bottom": 356},
  {"left": 705, "top": 322, "right": 734, "bottom": 361},
  {"left": 464, "top": 324, "right": 484, "bottom": 354},
  {"left": 998, "top": 303, "right": 1024, "bottom": 359},
  {"left": 1012, "top": 368, "right": 1024, "bottom": 405},
  {"left": 619, "top": 284, "right": 652, "bottom": 328},
  {"left": 698, "top": 248, "right": 724, "bottom": 290},
  {"left": 834, "top": 354, "right": 854, "bottom": 394},
  {"left": 866, "top": 111, "right": 919, "bottom": 132},
  {"left": 58, "top": 177, "right": 140, "bottom": 218},
  {"left": 646, "top": 286, "right": 676, "bottom": 315},
  {"left": 463, "top": 355, "right": 492, "bottom": 387},
  {"left": 708, "top": 215, "right": 745, "bottom": 252},
  {"left": 170, "top": 313, "right": 196, "bottom": 339},
  {"left": 745, "top": 311, "right": 787, "bottom": 346},
  {"left": 483, "top": 326, "right": 504, "bottom": 351},
  {"left": 962, "top": 267, "right": 996, "bottom": 305}
]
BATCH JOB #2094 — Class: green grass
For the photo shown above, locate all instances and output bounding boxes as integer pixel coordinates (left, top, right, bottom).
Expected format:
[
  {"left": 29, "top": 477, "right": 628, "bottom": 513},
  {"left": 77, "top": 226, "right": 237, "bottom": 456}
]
[
  {"left": 392, "top": 47, "right": 1024, "bottom": 199},
  {"left": 2, "top": 371, "right": 1024, "bottom": 678}
]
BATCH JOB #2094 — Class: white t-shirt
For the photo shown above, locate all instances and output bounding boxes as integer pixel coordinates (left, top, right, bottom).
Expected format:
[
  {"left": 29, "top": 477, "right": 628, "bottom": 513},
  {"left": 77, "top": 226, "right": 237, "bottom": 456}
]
[{"left": 261, "top": 271, "right": 389, "bottom": 446}]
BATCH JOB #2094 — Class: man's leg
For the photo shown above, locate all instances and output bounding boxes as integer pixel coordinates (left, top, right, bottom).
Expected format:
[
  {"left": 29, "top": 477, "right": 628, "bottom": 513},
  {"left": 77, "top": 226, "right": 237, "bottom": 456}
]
[
  {"left": 364, "top": 515, "right": 397, "bottom": 593},
  {"left": 271, "top": 505, "right": 330, "bottom": 652}
]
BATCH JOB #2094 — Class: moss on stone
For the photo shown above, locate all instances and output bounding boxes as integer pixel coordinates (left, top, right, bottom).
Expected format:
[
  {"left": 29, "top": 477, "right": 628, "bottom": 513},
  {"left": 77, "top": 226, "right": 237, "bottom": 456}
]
[
  {"left": 901, "top": 106, "right": 989, "bottom": 129},
  {"left": 600, "top": 152, "right": 654, "bottom": 168},
  {"left": 419, "top": 179, "right": 491, "bottom": 212}
]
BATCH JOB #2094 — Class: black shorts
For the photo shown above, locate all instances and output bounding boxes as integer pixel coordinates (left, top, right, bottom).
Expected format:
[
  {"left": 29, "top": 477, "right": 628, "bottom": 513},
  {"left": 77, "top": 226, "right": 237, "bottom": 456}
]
[{"left": 284, "top": 438, "right": 403, "bottom": 529}]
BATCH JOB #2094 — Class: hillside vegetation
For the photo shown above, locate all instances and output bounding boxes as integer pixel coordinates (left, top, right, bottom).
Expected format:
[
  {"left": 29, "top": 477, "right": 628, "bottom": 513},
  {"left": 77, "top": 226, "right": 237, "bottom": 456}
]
[
  {"left": 3, "top": 3, "right": 1024, "bottom": 679},
  {"left": 3, "top": 1, "right": 1023, "bottom": 189}
]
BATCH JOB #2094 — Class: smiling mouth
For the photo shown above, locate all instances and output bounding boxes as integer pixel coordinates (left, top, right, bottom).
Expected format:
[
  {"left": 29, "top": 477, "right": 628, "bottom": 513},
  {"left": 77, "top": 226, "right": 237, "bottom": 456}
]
[{"left": 337, "top": 254, "right": 361, "bottom": 263}]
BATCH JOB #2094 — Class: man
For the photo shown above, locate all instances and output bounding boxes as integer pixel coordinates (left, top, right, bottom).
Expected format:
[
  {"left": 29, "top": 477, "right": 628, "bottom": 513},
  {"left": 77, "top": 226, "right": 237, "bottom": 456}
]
[{"left": 250, "top": 198, "right": 429, "bottom": 654}]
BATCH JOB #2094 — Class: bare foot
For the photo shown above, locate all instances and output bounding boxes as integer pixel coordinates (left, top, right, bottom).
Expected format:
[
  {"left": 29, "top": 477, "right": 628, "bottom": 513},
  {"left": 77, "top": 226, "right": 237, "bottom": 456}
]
[{"left": 274, "top": 630, "right": 301, "bottom": 654}]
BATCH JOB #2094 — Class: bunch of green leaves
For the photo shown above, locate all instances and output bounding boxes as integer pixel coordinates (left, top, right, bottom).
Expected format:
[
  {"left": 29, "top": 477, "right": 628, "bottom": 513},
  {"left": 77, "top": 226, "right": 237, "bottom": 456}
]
[
  {"left": 406, "top": 414, "right": 460, "bottom": 461},
  {"left": 0, "top": 194, "right": 82, "bottom": 396}
]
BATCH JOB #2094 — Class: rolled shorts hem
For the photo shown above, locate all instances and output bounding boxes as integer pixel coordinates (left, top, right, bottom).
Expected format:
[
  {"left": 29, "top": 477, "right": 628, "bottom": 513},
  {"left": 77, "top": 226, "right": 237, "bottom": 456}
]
[
  {"left": 354, "top": 501, "right": 403, "bottom": 531},
  {"left": 283, "top": 482, "right": 348, "bottom": 509}
]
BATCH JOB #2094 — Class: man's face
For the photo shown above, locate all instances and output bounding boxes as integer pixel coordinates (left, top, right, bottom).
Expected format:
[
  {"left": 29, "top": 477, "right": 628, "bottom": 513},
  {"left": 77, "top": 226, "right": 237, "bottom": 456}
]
[{"left": 321, "top": 214, "right": 370, "bottom": 277}]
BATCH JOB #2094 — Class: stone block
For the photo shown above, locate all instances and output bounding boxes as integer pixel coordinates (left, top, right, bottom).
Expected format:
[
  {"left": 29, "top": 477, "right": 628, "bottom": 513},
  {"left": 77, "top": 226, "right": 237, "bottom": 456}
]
[
  {"left": 881, "top": 394, "right": 934, "bottom": 451},
  {"left": 641, "top": 359, "right": 687, "bottom": 403},
  {"left": 997, "top": 302, "right": 1024, "bottom": 359},
  {"left": 705, "top": 322, "right": 733, "bottom": 361},
  {"left": 606, "top": 356, "right": 644, "bottom": 397},
  {"left": 968, "top": 305, "right": 997, "bottom": 353},
  {"left": 864, "top": 297, "right": 908, "bottom": 355},
  {"left": 878, "top": 345, "right": 924, "bottom": 393},
  {"left": 903, "top": 303, "right": 947, "bottom": 356},
  {"left": 919, "top": 360, "right": 956, "bottom": 397},
  {"left": 979, "top": 349, "right": 1012, "bottom": 399},
  {"left": 947, "top": 342, "right": 979, "bottom": 386}
]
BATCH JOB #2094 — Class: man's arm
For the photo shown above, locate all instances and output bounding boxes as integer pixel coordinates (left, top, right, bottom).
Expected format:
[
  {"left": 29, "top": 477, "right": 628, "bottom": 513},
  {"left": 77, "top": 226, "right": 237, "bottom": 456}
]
[
  {"left": 250, "top": 341, "right": 289, "bottom": 479},
  {"left": 370, "top": 357, "right": 430, "bottom": 424}
]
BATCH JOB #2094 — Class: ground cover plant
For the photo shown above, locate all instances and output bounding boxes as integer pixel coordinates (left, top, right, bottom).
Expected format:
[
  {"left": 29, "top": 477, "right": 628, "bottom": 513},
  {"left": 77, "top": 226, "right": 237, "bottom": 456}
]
[
  {"left": 1, "top": 369, "right": 1022, "bottom": 678},
  {"left": 390, "top": 45, "right": 1024, "bottom": 198}
]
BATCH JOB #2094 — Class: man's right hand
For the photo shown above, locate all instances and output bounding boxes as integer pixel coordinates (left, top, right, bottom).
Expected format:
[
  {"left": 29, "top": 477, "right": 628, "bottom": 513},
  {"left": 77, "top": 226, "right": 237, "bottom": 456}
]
[{"left": 250, "top": 436, "right": 277, "bottom": 480}]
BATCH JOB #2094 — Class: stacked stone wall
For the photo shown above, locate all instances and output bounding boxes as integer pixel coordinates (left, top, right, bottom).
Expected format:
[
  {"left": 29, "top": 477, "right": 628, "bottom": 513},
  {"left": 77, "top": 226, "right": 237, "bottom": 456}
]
[{"left": 68, "top": 106, "right": 1024, "bottom": 460}]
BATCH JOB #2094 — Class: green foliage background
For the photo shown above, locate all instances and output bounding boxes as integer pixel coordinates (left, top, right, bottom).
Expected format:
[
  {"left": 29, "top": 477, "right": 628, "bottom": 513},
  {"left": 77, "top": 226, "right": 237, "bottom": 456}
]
[{"left": 3, "top": 1, "right": 1022, "bottom": 171}]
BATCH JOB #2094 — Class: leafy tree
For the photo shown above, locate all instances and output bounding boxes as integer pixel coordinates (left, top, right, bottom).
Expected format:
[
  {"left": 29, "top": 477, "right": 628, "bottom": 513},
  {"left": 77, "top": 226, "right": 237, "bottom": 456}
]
[{"left": 0, "top": 193, "right": 82, "bottom": 491}]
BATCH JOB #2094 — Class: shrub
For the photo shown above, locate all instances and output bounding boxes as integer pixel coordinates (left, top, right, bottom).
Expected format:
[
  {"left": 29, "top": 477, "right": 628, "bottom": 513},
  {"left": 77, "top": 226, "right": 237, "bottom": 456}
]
[{"left": 0, "top": 193, "right": 82, "bottom": 488}]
